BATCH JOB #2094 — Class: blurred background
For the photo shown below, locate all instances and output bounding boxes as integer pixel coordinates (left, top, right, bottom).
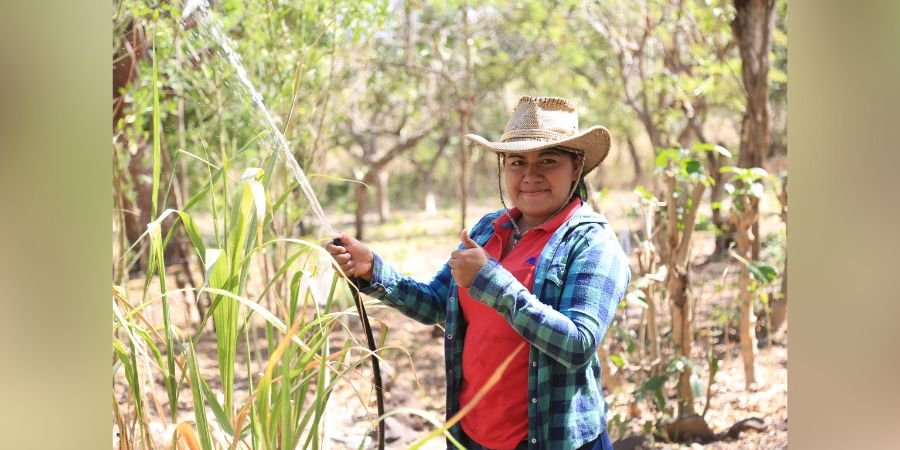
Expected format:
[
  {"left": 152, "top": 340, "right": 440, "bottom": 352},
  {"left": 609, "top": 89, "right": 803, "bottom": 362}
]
[{"left": 112, "top": 0, "right": 788, "bottom": 448}]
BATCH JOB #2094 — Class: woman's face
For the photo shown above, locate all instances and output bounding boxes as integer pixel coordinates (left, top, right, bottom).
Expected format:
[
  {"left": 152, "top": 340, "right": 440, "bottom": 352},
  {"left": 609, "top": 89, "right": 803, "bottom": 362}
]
[{"left": 503, "top": 148, "right": 580, "bottom": 225}]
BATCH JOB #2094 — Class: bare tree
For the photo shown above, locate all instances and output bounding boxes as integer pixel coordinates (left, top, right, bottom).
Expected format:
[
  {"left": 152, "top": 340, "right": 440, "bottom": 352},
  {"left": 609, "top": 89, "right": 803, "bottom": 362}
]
[
  {"left": 731, "top": 190, "right": 761, "bottom": 389},
  {"left": 344, "top": 112, "right": 438, "bottom": 240},
  {"left": 660, "top": 166, "right": 705, "bottom": 418},
  {"left": 408, "top": 132, "right": 451, "bottom": 216},
  {"left": 732, "top": 0, "right": 776, "bottom": 260}
]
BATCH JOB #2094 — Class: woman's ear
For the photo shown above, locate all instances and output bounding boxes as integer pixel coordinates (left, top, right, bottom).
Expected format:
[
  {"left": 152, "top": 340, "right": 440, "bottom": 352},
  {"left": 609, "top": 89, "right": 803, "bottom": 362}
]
[{"left": 572, "top": 156, "right": 584, "bottom": 181}]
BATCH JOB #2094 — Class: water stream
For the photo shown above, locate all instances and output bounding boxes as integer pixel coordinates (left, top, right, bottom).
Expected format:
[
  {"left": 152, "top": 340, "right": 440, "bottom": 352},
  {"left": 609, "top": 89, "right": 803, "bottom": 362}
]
[{"left": 183, "top": 0, "right": 335, "bottom": 237}]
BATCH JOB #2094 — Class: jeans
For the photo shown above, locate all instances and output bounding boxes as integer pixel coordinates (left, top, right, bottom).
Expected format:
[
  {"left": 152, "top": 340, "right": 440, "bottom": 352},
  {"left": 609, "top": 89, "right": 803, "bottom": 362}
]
[
  {"left": 458, "top": 430, "right": 613, "bottom": 450},
  {"left": 575, "top": 431, "right": 614, "bottom": 450}
]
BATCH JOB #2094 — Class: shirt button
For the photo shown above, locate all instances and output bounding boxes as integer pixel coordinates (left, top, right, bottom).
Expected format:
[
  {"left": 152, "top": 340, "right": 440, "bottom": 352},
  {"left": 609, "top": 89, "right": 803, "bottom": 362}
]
[
  {"left": 531, "top": 438, "right": 537, "bottom": 444},
  {"left": 531, "top": 397, "right": 537, "bottom": 404},
  {"left": 447, "top": 334, "right": 453, "bottom": 340},
  {"left": 532, "top": 361, "right": 537, "bottom": 367},
  {"left": 449, "top": 296, "right": 455, "bottom": 302}
]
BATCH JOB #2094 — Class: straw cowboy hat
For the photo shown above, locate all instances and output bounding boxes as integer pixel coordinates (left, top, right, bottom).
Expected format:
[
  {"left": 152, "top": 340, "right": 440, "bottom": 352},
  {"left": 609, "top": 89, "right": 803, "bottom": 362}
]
[{"left": 465, "top": 96, "right": 611, "bottom": 174}]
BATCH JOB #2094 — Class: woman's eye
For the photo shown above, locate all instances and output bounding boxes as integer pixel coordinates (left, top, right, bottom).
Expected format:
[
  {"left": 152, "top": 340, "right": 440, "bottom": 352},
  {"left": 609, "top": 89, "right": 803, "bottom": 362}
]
[{"left": 542, "top": 158, "right": 558, "bottom": 164}]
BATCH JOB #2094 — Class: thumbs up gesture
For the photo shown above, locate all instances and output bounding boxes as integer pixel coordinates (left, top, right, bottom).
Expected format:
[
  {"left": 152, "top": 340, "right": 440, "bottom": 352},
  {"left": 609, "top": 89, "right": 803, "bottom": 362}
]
[{"left": 449, "top": 229, "right": 490, "bottom": 288}]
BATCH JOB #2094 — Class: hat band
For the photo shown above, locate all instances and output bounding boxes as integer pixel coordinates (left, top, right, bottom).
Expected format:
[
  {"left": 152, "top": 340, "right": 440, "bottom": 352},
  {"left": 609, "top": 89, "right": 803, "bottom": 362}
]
[{"left": 500, "top": 128, "right": 573, "bottom": 143}]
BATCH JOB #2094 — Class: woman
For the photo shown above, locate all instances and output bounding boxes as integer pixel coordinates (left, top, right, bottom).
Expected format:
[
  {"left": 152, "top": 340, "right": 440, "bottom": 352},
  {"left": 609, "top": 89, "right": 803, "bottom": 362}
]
[{"left": 326, "top": 96, "right": 631, "bottom": 450}]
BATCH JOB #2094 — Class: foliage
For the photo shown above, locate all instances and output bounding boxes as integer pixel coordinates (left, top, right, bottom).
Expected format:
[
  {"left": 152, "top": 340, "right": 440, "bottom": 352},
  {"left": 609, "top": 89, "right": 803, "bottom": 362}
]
[
  {"left": 112, "top": 1, "right": 397, "bottom": 448},
  {"left": 113, "top": 0, "right": 788, "bottom": 446}
]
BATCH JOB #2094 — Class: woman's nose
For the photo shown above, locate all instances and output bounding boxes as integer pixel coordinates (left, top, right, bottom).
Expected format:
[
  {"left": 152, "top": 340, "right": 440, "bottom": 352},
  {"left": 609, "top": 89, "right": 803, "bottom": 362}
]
[{"left": 523, "top": 164, "right": 542, "bottom": 180}]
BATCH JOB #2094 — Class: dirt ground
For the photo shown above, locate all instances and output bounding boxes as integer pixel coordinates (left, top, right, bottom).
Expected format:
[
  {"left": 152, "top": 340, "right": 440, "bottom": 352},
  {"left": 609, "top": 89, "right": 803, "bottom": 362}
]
[{"left": 115, "top": 190, "right": 787, "bottom": 449}]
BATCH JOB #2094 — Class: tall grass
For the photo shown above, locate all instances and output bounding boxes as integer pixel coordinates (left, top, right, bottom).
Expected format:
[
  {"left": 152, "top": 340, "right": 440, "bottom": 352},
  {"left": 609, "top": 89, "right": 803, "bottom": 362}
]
[
  {"left": 111, "top": 42, "right": 386, "bottom": 449},
  {"left": 113, "top": 10, "right": 486, "bottom": 450}
]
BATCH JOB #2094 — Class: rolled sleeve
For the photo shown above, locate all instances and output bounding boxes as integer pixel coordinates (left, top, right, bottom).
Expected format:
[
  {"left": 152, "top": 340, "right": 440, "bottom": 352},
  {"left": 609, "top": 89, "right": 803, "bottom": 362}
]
[{"left": 359, "top": 253, "right": 451, "bottom": 325}]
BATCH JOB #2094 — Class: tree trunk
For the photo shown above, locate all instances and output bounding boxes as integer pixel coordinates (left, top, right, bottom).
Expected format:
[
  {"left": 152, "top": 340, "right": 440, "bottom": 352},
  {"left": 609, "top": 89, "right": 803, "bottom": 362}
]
[
  {"left": 770, "top": 252, "right": 787, "bottom": 331},
  {"left": 645, "top": 285, "right": 661, "bottom": 372},
  {"left": 598, "top": 342, "right": 621, "bottom": 391},
  {"left": 626, "top": 134, "right": 643, "bottom": 188},
  {"left": 733, "top": 0, "right": 774, "bottom": 169},
  {"left": 458, "top": 122, "right": 470, "bottom": 229},
  {"left": 458, "top": 3, "right": 473, "bottom": 230},
  {"left": 734, "top": 197, "right": 760, "bottom": 390},
  {"left": 376, "top": 170, "right": 390, "bottom": 224},
  {"left": 669, "top": 270, "right": 696, "bottom": 417},
  {"left": 422, "top": 133, "right": 449, "bottom": 216},
  {"left": 733, "top": 0, "right": 775, "bottom": 263},
  {"left": 635, "top": 199, "right": 661, "bottom": 374},
  {"left": 354, "top": 179, "right": 368, "bottom": 241},
  {"left": 424, "top": 185, "right": 437, "bottom": 216},
  {"left": 661, "top": 170, "right": 705, "bottom": 418},
  {"left": 770, "top": 176, "right": 788, "bottom": 332},
  {"left": 708, "top": 152, "right": 733, "bottom": 259}
]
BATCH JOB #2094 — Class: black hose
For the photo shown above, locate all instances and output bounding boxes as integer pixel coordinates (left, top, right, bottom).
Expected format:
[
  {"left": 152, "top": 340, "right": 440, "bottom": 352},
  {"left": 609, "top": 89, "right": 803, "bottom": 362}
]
[{"left": 333, "top": 238, "right": 385, "bottom": 450}]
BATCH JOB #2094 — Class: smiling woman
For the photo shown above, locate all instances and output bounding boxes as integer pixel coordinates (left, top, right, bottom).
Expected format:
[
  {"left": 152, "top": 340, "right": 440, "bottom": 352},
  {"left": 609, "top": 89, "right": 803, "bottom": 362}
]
[
  {"left": 327, "top": 96, "right": 630, "bottom": 450},
  {"left": 500, "top": 148, "right": 584, "bottom": 244}
]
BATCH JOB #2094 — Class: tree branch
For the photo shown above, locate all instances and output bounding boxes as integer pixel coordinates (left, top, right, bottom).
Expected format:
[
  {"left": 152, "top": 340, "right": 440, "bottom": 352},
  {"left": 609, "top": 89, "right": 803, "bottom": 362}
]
[{"left": 675, "top": 181, "right": 707, "bottom": 266}]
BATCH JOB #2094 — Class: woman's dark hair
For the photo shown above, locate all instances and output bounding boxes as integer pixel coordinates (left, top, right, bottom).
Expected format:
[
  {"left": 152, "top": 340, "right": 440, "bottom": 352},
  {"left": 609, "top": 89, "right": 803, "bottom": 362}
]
[
  {"left": 574, "top": 177, "right": 588, "bottom": 202},
  {"left": 565, "top": 150, "right": 589, "bottom": 202}
]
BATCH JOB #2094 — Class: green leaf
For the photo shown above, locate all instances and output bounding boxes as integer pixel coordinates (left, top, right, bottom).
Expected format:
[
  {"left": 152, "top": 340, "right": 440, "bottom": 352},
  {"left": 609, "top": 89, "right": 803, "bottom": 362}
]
[
  {"left": 175, "top": 211, "right": 206, "bottom": 262},
  {"left": 656, "top": 149, "right": 679, "bottom": 168},
  {"left": 113, "top": 339, "right": 144, "bottom": 422},
  {"left": 714, "top": 145, "right": 733, "bottom": 158},
  {"left": 643, "top": 375, "right": 667, "bottom": 392},
  {"left": 240, "top": 169, "right": 267, "bottom": 224},
  {"left": 188, "top": 342, "right": 214, "bottom": 450},
  {"left": 747, "top": 261, "right": 779, "bottom": 283},
  {"left": 609, "top": 354, "right": 626, "bottom": 369},
  {"left": 634, "top": 185, "right": 655, "bottom": 200},
  {"left": 694, "top": 143, "right": 733, "bottom": 158},
  {"left": 151, "top": 44, "right": 161, "bottom": 219},
  {"left": 684, "top": 159, "right": 702, "bottom": 175},
  {"left": 203, "top": 248, "right": 222, "bottom": 277},
  {"left": 199, "top": 376, "right": 235, "bottom": 437},
  {"left": 750, "top": 167, "right": 769, "bottom": 178},
  {"left": 147, "top": 216, "right": 177, "bottom": 422}
]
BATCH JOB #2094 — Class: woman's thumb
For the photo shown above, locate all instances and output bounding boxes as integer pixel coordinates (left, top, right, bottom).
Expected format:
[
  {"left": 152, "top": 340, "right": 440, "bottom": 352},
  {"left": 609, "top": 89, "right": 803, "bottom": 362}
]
[{"left": 460, "top": 229, "right": 479, "bottom": 248}]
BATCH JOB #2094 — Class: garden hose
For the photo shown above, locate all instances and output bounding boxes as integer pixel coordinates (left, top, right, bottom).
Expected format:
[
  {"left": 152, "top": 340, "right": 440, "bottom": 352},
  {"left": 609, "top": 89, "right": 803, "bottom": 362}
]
[{"left": 333, "top": 238, "right": 385, "bottom": 450}]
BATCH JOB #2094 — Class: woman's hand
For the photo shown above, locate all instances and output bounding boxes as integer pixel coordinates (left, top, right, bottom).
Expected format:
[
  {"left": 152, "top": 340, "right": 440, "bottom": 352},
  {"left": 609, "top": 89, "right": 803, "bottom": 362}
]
[
  {"left": 325, "top": 232, "right": 375, "bottom": 282},
  {"left": 450, "top": 229, "right": 490, "bottom": 288}
]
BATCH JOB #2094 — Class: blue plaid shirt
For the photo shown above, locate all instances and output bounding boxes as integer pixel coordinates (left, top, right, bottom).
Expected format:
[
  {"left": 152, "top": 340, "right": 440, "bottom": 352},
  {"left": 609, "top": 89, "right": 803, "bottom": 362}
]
[{"left": 359, "top": 203, "right": 631, "bottom": 449}]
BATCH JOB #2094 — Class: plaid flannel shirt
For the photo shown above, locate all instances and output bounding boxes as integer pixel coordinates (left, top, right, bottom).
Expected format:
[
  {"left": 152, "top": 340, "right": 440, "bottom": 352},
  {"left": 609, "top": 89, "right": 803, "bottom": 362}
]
[{"left": 359, "top": 203, "right": 631, "bottom": 450}]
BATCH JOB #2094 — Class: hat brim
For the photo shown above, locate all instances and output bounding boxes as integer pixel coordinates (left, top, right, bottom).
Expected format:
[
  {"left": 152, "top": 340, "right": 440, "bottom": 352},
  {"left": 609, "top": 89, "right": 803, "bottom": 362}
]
[{"left": 465, "top": 125, "right": 611, "bottom": 174}]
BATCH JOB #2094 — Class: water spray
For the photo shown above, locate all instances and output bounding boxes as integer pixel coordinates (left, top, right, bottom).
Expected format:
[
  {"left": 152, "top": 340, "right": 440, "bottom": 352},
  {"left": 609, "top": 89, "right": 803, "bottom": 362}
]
[{"left": 181, "top": 2, "right": 385, "bottom": 448}]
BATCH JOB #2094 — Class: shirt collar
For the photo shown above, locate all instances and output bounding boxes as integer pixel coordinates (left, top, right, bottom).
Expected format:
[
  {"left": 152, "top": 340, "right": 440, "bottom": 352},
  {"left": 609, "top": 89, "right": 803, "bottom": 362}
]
[{"left": 491, "top": 197, "right": 584, "bottom": 235}]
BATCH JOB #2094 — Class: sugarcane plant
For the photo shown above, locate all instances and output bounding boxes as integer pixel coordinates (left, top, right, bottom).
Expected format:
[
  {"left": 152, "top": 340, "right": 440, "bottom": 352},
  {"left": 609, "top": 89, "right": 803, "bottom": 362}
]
[{"left": 111, "top": 49, "right": 377, "bottom": 450}]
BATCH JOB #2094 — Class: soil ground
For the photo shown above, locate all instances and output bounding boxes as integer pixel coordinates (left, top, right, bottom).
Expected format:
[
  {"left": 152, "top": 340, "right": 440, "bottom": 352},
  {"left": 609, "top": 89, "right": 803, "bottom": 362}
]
[{"left": 115, "top": 189, "right": 787, "bottom": 449}]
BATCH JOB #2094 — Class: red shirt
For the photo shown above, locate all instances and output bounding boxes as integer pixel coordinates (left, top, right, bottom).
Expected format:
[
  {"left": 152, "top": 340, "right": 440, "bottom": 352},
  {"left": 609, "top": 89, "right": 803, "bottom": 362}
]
[{"left": 458, "top": 198, "right": 582, "bottom": 449}]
